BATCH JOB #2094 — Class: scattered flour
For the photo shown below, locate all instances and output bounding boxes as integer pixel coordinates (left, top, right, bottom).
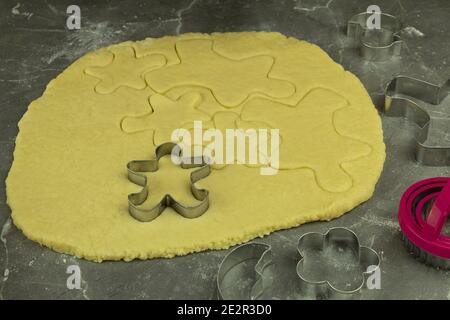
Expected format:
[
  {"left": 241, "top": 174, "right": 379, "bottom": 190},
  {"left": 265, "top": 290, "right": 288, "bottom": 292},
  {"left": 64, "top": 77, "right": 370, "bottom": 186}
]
[
  {"left": 402, "top": 26, "right": 425, "bottom": 37},
  {"left": 45, "top": 21, "right": 125, "bottom": 64},
  {"left": 11, "top": 3, "right": 34, "bottom": 20},
  {"left": 360, "top": 214, "right": 400, "bottom": 231},
  {"left": 0, "top": 217, "right": 12, "bottom": 299}
]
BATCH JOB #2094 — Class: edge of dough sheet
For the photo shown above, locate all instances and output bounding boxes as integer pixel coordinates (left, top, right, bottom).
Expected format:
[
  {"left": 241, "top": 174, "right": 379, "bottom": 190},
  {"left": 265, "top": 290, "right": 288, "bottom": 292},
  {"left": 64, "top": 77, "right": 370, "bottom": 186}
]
[{"left": 5, "top": 32, "right": 386, "bottom": 262}]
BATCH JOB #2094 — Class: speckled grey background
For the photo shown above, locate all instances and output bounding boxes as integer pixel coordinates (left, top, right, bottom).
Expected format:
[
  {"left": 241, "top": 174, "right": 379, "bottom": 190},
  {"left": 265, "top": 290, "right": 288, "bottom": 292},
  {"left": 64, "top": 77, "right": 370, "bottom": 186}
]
[{"left": 1, "top": 0, "right": 450, "bottom": 300}]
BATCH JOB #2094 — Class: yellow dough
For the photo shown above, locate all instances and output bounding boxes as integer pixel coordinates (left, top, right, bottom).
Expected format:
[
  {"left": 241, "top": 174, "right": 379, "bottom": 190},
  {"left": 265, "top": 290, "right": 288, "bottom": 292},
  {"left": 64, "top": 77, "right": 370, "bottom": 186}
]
[{"left": 6, "top": 32, "right": 385, "bottom": 262}]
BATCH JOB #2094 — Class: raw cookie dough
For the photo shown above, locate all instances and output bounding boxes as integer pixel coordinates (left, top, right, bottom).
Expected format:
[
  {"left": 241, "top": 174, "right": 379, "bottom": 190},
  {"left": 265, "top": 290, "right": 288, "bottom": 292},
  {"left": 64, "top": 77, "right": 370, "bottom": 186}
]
[{"left": 6, "top": 32, "right": 385, "bottom": 261}]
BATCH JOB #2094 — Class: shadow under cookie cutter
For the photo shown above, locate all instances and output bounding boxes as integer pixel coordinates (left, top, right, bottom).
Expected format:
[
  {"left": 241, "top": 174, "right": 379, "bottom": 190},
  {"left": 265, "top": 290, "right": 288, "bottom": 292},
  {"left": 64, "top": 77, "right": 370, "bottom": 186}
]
[
  {"left": 127, "top": 142, "right": 211, "bottom": 222},
  {"left": 347, "top": 12, "right": 402, "bottom": 61},
  {"left": 384, "top": 75, "right": 450, "bottom": 166},
  {"left": 217, "top": 243, "right": 272, "bottom": 300},
  {"left": 296, "top": 227, "right": 380, "bottom": 300}
]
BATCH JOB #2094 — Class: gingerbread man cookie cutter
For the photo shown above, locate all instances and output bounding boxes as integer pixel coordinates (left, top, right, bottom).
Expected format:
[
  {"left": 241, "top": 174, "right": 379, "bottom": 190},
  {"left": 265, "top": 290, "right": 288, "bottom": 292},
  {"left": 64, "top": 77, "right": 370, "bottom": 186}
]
[{"left": 127, "top": 142, "right": 211, "bottom": 222}]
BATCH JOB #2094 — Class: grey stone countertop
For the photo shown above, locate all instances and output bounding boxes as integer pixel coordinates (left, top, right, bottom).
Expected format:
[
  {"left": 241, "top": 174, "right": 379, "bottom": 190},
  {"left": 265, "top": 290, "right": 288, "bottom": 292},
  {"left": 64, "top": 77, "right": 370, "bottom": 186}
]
[{"left": 1, "top": 0, "right": 450, "bottom": 299}]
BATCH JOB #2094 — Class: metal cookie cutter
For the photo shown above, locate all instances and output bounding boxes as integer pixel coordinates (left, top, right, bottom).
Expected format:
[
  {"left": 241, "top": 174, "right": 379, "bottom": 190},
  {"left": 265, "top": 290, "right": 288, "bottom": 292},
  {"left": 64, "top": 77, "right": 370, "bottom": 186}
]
[
  {"left": 399, "top": 177, "right": 450, "bottom": 269},
  {"left": 217, "top": 243, "right": 272, "bottom": 300},
  {"left": 384, "top": 75, "right": 450, "bottom": 166},
  {"left": 296, "top": 227, "right": 380, "bottom": 299},
  {"left": 347, "top": 12, "right": 402, "bottom": 61},
  {"left": 127, "top": 142, "right": 211, "bottom": 222}
]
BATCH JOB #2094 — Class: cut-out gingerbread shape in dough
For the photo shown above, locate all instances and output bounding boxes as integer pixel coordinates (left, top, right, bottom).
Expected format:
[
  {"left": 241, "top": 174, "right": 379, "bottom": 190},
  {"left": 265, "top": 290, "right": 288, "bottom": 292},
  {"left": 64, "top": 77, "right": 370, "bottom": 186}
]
[
  {"left": 182, "top": 111, "right": 279, "bottom": 171},
  {"left": 241, "top": 88, "right": 372, "bottom": 192},
  {"left": 121, "top": 92, "right": 211, "bottom": 146},
  {"left": 145, "top": 39, "right": 296, "bottom": 107},
  {"left": 85, "top": 46, "right": 166, "bottom": 94}
]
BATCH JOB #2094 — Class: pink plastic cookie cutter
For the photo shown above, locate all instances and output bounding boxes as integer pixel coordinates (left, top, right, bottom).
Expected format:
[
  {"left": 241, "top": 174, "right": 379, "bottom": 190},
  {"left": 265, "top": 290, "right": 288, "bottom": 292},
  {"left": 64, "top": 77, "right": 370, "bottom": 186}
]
[{"left": 399, "top": 177, "right": 450, "bottom": 269}]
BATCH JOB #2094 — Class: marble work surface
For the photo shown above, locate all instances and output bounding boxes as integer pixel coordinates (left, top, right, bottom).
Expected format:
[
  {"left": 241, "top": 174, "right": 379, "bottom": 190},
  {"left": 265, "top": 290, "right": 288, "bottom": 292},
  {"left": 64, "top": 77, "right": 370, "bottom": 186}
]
[{"left": 1, "top": 0, "right": 450, "bottom": 299}]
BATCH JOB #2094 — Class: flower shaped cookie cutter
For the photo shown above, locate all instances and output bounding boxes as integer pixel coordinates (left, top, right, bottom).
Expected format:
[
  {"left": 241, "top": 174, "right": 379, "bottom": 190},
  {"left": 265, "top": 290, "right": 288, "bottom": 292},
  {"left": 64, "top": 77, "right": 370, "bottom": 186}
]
[{"left": 296, "top": 227, "right": 380, "bottom": 299}]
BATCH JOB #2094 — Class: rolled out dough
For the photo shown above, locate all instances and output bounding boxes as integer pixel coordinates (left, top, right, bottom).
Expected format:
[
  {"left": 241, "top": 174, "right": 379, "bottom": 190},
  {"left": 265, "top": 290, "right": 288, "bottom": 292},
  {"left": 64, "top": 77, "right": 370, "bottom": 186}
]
[{"left": 6, "top": 32, "right": 385, "bottom": 261}]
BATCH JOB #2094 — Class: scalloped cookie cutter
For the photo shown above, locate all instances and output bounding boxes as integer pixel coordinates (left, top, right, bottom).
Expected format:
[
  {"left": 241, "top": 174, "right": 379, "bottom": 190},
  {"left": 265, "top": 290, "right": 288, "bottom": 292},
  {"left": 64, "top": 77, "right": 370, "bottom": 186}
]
[
  {"left": 347, "top": 12, "right": 402, "bottom": 61},
  {"left": 296, "top": 227, "right": 380, "bottom": 299},
  {"left": 384, "top": 75, "right": 450, "bottom": 166},
  {"left": 399, "top": 177, "right": 450, "bottom": 269},
  {"left": 127, "top": 142, "right": 211, "bottom": 222},
  {"left": 217, "top": 243, "right": 272, "bottom": 300}
]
